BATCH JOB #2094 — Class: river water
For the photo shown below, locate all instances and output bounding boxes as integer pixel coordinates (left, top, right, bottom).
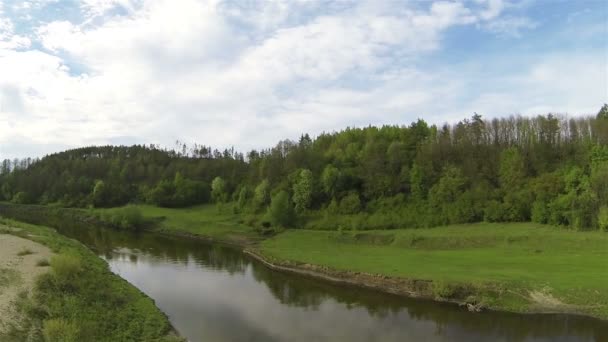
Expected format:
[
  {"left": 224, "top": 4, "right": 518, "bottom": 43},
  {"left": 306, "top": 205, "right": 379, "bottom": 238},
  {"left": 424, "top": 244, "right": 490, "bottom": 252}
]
[{"left": 53, "top": 224, "right": 607, "bottom": 342}]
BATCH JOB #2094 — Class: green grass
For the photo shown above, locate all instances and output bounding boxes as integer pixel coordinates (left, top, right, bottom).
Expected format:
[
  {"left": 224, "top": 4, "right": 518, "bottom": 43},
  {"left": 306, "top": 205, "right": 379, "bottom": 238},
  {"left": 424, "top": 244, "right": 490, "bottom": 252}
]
[
  {"left": 0, "top": 217, "right": 183, "bottom": 342},
  {"left": 93, "top": 204, "right": 260, "bottom": 243},
  {"left": 259, "top": 222, "right": 608, "bottom": 319}
]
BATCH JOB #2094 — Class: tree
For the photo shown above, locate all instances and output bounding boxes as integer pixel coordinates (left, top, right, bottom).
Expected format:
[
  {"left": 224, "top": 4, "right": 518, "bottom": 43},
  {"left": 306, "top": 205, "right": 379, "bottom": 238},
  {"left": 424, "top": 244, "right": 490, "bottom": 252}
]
[
  {"left": 409, "top": 162, "right": 425, "bottom": 200},
  {"left": 339, "top": 192, "right": 361, "bottom": 214},
  {"left": 92, "top": 180, "right": 107, "bottom": 207},
  {"left": 211, "top": 176, "right": 226, "bottom": 203},
  {"left": 253, "top": 179, "right": 270, "bottom": 210},
  {"left": 321, "top": 165, "right": 340, "bottom": 198},
  {"left": 293, "top": 169, "right": 313, "bottom": 213},
  {"left": 597, "top": 104, "right": 608, "bottom": 120},
  {"left": 499, "top": 148, "right": 525, "bottom": 190},
  {"left": 268, "top": 190, "right": 294, "bottom": 227},
  {"left": 599, "top": 206, "right": 608, "bottom": 232},
  {"left": 237, "top": 186, "right": 251, "bottom": 212}
]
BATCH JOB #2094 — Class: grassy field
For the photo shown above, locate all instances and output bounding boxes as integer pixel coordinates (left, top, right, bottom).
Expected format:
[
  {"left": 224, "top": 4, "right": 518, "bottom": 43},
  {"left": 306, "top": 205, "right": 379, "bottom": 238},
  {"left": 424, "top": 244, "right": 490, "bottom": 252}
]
[
  {"left": 95, "top": 204, "right": 260, "bottom": 243},
  {"left": 259, "top": 222, "right": 608, "bottom": 319},
  {"left": 0, "top": 218, "right": 182, "bottom": 342}
]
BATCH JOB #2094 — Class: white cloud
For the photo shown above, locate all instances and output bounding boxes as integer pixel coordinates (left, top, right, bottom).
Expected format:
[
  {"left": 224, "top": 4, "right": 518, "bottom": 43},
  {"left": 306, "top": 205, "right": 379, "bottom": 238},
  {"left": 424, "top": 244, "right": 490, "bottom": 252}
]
[
  {"left": 0, "top": 0, "right": 601, "bottom": 160},
  {"left": 483, "top": 16, "right": 537, "bottom": 37}
]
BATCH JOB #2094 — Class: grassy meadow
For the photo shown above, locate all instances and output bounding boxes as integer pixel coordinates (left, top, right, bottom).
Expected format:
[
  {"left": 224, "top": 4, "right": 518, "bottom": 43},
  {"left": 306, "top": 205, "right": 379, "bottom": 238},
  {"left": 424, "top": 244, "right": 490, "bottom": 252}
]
[
  {"left": 94, "top": 204, "right": 259, "bottom": 243},
  {"left": 259, "top": 222, "right": 608, "bottom": 319}
]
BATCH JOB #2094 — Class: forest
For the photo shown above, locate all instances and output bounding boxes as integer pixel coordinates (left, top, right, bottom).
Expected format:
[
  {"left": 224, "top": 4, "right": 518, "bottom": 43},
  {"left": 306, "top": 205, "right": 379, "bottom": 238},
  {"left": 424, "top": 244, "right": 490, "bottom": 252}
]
[{"left": 2, "top": 104, "right": 608, "bottom": 231}]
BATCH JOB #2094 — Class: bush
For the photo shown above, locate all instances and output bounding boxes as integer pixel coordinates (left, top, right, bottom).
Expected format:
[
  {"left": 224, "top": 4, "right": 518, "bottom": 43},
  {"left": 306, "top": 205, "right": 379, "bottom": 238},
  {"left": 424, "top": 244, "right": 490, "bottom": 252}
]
[
  {"left": 339, "top": 193, "right": 361, "bottom": 214},
  {"left": 599, "top": 206, "right": 608, "bottom": 232},
  {"left": 101, "top": 206, "right": 144, "bottom": 231},
  {"left": 12, "top": 191, "right": 32, "bottom": 204},
  {"left": 268, "top": 190, "right": 295, "bottom": 227},
  {"left": 483, "top": 200, "right": 504, "bottom": 222},
  {"left": 43, "top": 319, "right": 80, "bottom": 342},
  {"left": 531, "top": 200, "right": 549, "bottom": 224},
  {"left": 51, "top": 254, "right": 82, "bottom": 281}
]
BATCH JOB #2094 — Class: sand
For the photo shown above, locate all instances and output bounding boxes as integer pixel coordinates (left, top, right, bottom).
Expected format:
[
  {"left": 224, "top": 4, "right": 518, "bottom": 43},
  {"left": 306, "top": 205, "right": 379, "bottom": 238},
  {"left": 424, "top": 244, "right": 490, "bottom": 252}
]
[{"left": 0, "top": 233, "right": 53, "bottom": 333}]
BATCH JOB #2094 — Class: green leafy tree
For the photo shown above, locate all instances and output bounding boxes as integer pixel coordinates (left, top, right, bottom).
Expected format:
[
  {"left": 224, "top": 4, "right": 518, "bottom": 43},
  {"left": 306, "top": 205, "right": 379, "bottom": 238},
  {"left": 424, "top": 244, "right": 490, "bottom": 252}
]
[
  {"left": 211, "top": 176, "right": 227, "bottom": 203},
  {"left": 253, "top": 179, "right": 270, "bottom": 210},
  {"left": 237, "top": 186, "right": 251, "bottom": 212},
  {"left": 409, "top": 162, "right": 425, "bottom": 200},
  {"left": 598, "top": 206, "right": 608, "bottom": 232},
  {"left": 499, "top": 148, "right": 525, "bottom": 190},
  {"left": 293, "top": 169, "right": 313, "bottom": 213},
  {"left": 339, "top": 192, "right": 361, "bottom": 214},
  {"left": 268, "top": 190, "right": 294, "bottom": 227},
  {"left": 321, "top": 165, "right": 340, "bottom": 198}
]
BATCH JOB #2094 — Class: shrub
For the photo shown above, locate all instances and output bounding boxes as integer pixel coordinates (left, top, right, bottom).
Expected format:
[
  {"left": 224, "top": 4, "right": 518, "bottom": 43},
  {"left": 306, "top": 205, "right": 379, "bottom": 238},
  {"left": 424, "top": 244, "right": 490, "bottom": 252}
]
[
  {"left": 51, "top": 254, "right": 82, "bottom": 281},
  {"left": 339, "top": 193, "right": 361, "bottom": 214},
  {"left": 483, "top": 200, "right": 504, "bottom": 222},
  {"left": 12, "top": 191, "right": 32, "bottom": 204},
  {"left": 531, "top": 200, "right": 549, "bottom": 224},
  {"left": 599, "top": 206, "right": 608, "bottom": 232},
  {"left": 43, "top": 319, "right": 80, "bottom": 342},
  {"left": 268, "top": 190, "right": 294, "bottom": 228},
  {"left": 102, "top": 206, "right": 144, "bottom": 231}
]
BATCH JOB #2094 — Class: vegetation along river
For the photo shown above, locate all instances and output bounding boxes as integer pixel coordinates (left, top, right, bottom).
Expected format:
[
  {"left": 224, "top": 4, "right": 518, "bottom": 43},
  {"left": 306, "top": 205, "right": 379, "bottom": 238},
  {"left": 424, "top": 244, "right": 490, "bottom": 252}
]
[{"left": 53, "top": 222, "right": 607, "bottom": 342}]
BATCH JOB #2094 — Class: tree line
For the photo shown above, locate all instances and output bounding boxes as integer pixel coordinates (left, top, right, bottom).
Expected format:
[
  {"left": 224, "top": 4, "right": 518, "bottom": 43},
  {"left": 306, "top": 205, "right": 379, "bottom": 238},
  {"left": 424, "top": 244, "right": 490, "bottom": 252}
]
[{"left": 2, "top": 104, "right": 608, "bottom": 231}]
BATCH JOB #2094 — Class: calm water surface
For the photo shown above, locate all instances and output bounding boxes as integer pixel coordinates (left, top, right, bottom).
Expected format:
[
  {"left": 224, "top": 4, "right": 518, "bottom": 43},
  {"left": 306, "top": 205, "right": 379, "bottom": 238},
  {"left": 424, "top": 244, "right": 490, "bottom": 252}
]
[{"left": 54, "top": 224, "right": 607, "bottom": 342}]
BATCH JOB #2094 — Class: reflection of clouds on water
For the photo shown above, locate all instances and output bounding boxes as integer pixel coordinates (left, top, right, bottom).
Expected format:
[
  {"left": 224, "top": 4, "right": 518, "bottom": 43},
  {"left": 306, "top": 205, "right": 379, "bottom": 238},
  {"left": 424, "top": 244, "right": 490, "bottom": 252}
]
[
  {"left": 107, "top": 253, "right": 603, "bottom": 342},
  {"left": 54, "top": 221, "right": 605, "bottom": 342}
]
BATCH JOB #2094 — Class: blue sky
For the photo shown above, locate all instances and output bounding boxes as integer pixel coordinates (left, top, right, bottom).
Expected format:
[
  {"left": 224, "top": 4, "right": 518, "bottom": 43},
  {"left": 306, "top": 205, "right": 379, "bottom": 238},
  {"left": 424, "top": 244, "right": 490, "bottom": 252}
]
[{"left": 0, "top": 0, "right": 606, "bottom": 159}]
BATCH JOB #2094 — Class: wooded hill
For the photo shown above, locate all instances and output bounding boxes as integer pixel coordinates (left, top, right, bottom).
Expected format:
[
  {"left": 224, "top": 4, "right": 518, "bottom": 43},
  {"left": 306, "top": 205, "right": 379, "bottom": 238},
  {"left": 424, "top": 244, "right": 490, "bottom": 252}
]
[{"left": 2, "top": 104, "right": 608, "bottom": 231}]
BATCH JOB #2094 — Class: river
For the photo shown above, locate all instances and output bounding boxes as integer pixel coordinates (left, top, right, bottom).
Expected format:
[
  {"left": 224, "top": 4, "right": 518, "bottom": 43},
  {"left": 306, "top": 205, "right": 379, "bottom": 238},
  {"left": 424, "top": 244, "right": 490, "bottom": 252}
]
[{"left": 53, "top": 223, "right": 607, "bottom": 342}]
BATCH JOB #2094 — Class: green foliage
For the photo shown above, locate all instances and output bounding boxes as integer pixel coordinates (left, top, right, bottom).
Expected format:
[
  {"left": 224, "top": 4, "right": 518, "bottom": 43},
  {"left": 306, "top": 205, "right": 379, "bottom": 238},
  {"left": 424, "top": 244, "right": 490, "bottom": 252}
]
[
  {"left": 211, "top": 176, "right": 227, "bottom": 203},
  {"left": 3, "top": 110, "right": 608, "bottom": 231},
  {"left": 147, "top": 174, "right": 209, "bottom": 208},
  {"left": 429, "top": 166, "right": 469, "bottom": 225},
  {"left": 43, "top": 319, "right": 80, "bottom": 342},
  {"left": 597, "top": 103, "right": 608, "bottom": 120},
  {"left": 12, "top": 191, "right": 32, "bottom": 204},
  {"left": 51, "top": 253, "right": 83, "bottom": 281},
  {"left": 321, "top": 165, "right": 340, "bottom": 198},
  {"left": 599, "top": 206, "right": 608, "bottom": 232},
  {"left": 409, "top": 163, "right": 425, "bottom": 200},
  {"left": 236, "top": 185, "right": 251, "bottom": 212},
  {"left": 499, "top": 148, "right": 525, "bottom": 190},
  {"left": 268, "top": 190, "right": 295, "bottom": 227},
  {"left": 253, "top": 179, "right": 270, "bottom": 210},
  {"left": 339, "top": 192, "right": 361, "bottom": 215},
  {"left": 292, "top": 169, "right": 313, "bottom": 213},
  {"left": 100, "top": 205, "right": 145, "bottom": 231}
]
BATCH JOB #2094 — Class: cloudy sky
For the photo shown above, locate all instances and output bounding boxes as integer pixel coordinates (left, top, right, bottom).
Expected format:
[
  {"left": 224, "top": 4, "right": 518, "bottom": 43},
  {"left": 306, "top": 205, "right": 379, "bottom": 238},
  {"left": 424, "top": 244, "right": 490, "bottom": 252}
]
[{"left": 0, "top": 0, "right": 606, "bottom": 159}]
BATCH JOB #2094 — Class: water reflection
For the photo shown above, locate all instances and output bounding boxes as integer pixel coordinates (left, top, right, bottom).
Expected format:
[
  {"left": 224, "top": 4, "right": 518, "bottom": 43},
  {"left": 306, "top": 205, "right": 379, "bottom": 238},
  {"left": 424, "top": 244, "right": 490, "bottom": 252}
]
[{"left": 54, "top": 223, "right": 608, "bottom": 342}]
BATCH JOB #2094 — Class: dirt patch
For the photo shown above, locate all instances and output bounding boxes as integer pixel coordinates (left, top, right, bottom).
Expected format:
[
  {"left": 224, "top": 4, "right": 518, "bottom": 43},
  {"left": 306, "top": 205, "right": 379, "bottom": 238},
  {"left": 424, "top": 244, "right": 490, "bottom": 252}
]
[
  {"left": 0, "top": 233, "right": 53, "bottom": 333},
  {"left": 528, "top": 288, "right": 578, "bottom": 312},
  {"left": 244, "top": 249, "right": 435, "bottom": 299}
]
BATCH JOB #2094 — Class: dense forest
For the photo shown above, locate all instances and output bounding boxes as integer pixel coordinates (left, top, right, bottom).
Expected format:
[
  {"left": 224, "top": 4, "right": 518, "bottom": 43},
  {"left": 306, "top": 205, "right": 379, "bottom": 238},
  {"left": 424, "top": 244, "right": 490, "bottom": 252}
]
[{"left": 2, "top": 105, "right": 608, "bottom": 231}]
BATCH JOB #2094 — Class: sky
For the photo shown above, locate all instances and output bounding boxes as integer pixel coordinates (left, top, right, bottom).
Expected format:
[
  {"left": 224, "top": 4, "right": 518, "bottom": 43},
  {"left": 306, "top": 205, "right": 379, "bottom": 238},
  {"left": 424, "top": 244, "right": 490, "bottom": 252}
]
[{"left": 0, "top": 0, "right": 606, "bottom": 160}]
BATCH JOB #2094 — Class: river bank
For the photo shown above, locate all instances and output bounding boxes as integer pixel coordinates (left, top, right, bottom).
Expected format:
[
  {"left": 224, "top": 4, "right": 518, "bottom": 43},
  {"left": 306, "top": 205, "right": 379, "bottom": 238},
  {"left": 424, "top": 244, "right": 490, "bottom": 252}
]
[
  {"left": 0, "top": 218, "right": 183, "bottom": 342},
  {"left": 134, "top": 205, "right": 608, "bottom": 321},
  {"left": 1, "top": 203, "right": 607, "bottom": 322}
]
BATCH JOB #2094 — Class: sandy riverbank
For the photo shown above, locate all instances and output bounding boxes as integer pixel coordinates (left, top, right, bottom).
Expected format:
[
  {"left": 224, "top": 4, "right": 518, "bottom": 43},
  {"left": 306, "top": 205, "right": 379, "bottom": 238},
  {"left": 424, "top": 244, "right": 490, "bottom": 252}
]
[{"left": 0, "top": 233, "right": 53, "bottom": 333}]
